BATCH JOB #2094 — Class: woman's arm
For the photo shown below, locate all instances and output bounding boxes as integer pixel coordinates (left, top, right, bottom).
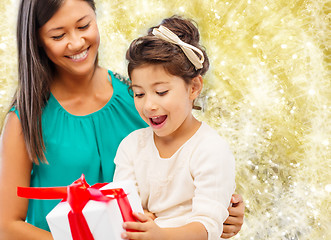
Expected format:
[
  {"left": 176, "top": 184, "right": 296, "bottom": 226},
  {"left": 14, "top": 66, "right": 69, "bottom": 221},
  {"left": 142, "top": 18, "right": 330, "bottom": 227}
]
[{"left": 0, "top": 112, "right": 52, "bottom": 239}]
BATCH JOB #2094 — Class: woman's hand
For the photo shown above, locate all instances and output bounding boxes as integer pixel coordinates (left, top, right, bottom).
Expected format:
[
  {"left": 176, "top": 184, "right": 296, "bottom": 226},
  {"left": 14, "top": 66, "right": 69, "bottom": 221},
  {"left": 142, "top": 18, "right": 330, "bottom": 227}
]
[
  {"left": 121, "top": 212, "right": 166, "bottom": 240},
  {"left": 221, "top": 194, "right": 245, "bottom": 238}
]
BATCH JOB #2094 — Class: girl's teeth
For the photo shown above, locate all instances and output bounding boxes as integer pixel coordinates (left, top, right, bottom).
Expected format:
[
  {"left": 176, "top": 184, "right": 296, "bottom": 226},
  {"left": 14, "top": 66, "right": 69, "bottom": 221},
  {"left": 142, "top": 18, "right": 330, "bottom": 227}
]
[
  {"left": 70, "top": 49, "right": 88, "bottom": 60},
  {"left": 151, "top": 116, "right": 167, "bottom": 125}
]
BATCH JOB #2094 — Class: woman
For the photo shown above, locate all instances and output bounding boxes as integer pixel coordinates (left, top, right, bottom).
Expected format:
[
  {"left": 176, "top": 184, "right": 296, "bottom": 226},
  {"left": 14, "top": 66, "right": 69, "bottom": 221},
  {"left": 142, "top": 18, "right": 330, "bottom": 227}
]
[{"left": 0, "top": 0, "right": 244, "bottom": 239}]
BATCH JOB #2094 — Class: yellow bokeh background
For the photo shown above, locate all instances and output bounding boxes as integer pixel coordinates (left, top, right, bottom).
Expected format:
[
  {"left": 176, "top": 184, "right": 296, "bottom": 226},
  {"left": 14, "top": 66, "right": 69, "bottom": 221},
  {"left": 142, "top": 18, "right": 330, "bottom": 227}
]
[{"left": 0, "top": 0, "right": 330, "bottom": 239}]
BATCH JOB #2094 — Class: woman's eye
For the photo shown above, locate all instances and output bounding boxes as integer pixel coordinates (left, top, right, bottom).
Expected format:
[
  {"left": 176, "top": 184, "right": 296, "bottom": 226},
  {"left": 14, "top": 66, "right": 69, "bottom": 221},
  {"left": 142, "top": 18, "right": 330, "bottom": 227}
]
[
  {"left": 157, "top": 90, "right": 168, "bottom": 96},
  {"left": 78, "top": 23, "right": 90, "bottom": 30},
  {"left": 51, "top": 34, "right": 65, "bottom": 40},
  {"left": 134, "top": 93, "right": 145, "bottom": 98}
]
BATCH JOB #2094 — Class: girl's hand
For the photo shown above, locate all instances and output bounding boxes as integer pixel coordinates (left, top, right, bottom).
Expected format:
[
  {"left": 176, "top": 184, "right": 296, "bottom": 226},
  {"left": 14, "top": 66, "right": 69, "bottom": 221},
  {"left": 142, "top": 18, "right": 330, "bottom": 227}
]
[
  {"left": 143, "top": 209, "right": 156, "bottom": 220},
  {"left": 121, "top": 212, "right": 166, "bottom": 240},
  {"left": 221, "top": 194, "right": 245, "bottom": 238}
]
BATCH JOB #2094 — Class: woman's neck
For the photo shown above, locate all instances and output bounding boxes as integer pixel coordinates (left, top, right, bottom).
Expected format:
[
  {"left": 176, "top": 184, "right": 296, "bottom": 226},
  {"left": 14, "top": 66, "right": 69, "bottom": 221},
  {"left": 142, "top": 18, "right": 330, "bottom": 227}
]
[
  {"left": 49, "top": 67, "right": 113, "bottom": 116},
  {"left": 51, "top": 66, "right": 102, "bottom": 99}
]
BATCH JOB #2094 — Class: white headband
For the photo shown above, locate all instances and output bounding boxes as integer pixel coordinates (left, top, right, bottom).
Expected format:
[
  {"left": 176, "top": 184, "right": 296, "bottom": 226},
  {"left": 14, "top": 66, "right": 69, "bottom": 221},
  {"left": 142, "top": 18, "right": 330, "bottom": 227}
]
[{"left": 152, "top": 25, "right": 205, "bottom": 70}]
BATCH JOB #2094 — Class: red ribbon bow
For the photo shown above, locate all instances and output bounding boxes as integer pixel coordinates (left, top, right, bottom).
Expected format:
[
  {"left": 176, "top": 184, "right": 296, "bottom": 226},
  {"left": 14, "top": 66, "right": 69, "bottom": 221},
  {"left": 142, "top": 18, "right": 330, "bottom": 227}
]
[{"left": 17, "top": 174, "right": 135, "bottom": 240}]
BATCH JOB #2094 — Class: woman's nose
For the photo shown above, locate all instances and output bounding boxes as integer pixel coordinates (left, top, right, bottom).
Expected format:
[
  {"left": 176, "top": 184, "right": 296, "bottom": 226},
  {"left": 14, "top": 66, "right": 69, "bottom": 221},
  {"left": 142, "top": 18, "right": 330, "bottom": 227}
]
[{"left": 67, "top": 33, "right": 85, "bottom": 51}]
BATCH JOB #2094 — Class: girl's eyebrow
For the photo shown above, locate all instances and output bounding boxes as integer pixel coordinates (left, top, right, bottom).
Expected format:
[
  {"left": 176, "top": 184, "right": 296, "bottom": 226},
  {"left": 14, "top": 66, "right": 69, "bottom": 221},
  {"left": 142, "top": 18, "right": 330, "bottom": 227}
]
[
  {"left": 47, "top": 15, "right": 89, "bottom": 33},
  {"left": 131, "top": 82, "right": 169, "bottom": 88}
]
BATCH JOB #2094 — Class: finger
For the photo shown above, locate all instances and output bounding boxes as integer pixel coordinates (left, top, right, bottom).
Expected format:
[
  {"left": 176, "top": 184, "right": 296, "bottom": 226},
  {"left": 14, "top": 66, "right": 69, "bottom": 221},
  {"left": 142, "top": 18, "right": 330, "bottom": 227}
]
[
  {"left": 132, "top": 212, "right": 149, "bottom": 222},
  {"left": 121, "top": 232, "right": 130, "bottom": 240},
  {"left": 231, "top": 193, "right": 243, "bottom": 204},
  {"left": 223, "top": 215, "right": 237, "bottom": 225},
  {"left": 221, "top": 232, "right": 235, "bottom": 239},
  {"left": 122, "top": 231, "right": 146, "bottom": 240},
  {"left": 222, "top": 224, "right": 237, "bottom": 233},
  {"left": 230, "top": 194, "right": 244, "bottom": 207},
  {"left": 223, "top": 220, "right": 242, "bottom": 235},
  {"left": 123, "top": 221, "right": 147, "bottom": 232},
  {"left": 143, "top": 210, "right": 156, "bottom": 220},
  {"left": 228, "top": 203, "right": 245, "bottom": 217},
  {"left": 224, "top": 214, "right": 244, "bottom": 228},
  {"left": 145, "top": 212, "right": 156, "bottom": 220}
]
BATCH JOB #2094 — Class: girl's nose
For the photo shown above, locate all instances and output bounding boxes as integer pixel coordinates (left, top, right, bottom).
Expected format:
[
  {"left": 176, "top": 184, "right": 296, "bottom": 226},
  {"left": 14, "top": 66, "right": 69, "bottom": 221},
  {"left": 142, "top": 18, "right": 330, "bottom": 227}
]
[{"left": 143, "top": 97, "right": 158, "bottom": 112}]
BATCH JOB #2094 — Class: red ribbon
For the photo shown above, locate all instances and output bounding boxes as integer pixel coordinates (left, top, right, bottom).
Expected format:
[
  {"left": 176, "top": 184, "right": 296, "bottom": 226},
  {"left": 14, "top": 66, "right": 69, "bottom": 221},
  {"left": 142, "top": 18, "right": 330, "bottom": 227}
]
[{"left": 17, "top": 174, "right": 136, "bottom": 240}]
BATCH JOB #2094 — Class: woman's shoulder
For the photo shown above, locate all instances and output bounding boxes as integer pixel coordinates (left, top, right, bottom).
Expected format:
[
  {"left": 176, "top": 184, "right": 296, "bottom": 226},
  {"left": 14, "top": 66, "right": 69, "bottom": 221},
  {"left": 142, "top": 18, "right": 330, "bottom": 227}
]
[
  {"left": 8, "top": 106, "right": 19, "bottom": 119},
  {"left": 1, "top": 111, "right": 24, "bottom": 145},
  {"left": 110, "top": 70, "right": 131, "bottom": 86},
  {"left": 108, "top": 70, "right": 131, "bottom": 89},
  {"left": 107, "top": 70, "right": 133, "bottom": 101}
]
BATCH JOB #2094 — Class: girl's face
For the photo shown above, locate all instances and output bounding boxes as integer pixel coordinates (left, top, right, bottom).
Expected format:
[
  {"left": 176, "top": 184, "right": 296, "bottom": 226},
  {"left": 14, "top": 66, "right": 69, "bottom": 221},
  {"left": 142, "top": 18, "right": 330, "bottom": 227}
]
[
  {"left": 39, "top": 0, "right": 99, "bottom": 77},
  {"left": 131, "top": 64, "right": 201, "bottom": 139}
]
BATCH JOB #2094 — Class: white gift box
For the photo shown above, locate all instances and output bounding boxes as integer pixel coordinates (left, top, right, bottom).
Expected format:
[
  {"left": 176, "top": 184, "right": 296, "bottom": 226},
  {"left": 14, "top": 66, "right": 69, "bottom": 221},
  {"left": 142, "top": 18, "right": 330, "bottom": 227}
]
[{"left": 46, "top": 180, "right": 143, "bottom": 240}]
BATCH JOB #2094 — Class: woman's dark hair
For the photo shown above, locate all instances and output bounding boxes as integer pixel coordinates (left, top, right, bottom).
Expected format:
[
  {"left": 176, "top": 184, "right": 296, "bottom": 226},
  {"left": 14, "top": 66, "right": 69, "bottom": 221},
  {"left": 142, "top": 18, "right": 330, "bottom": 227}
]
[
  {"left": 11, "top": 0, "right": 96, "bottom": 163},
  {"left": 126, "top": 15, "right": 210, "bottom": 101}
]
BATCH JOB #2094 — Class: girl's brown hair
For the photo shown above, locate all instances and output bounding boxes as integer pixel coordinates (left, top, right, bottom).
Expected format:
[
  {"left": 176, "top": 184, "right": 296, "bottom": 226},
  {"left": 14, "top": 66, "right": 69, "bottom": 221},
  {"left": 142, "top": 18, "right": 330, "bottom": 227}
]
[
  {"left": 126, "top": 15, "right": 209, "bottom": 87},
  {"left": 12, "top": 0, "right": 96, "bottom": 163}
]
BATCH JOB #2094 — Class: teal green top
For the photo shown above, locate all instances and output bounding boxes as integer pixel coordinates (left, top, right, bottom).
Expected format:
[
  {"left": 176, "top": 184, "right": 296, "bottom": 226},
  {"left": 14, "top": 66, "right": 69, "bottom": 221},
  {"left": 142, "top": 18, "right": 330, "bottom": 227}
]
[{"left": 11, "top": 70, "right": 147, "bottom": 231}]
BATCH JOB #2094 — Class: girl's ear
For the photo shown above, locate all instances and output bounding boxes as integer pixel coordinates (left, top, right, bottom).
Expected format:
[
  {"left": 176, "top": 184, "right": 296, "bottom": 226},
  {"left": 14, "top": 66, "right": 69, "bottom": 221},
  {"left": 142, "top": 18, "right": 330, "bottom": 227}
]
[{"left": 189, "top": 75, "right": 203, "bottom": 100}]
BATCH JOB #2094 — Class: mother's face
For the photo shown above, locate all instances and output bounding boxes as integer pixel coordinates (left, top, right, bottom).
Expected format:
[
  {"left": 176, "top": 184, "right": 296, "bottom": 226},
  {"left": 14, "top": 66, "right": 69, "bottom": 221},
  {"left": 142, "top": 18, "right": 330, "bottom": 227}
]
[{"left": 38, "top": 0, "right": 100, "bottom": 77}]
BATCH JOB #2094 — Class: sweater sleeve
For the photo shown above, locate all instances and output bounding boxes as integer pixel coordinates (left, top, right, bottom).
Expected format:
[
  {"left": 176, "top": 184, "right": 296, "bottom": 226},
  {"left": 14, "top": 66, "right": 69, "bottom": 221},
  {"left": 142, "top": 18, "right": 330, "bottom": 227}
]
[
  {"left": 113, "top": 134, "right": 137, "bottom": 185},
  {"left": 187, "top": 136, "right": 236, "bottom": 240}
]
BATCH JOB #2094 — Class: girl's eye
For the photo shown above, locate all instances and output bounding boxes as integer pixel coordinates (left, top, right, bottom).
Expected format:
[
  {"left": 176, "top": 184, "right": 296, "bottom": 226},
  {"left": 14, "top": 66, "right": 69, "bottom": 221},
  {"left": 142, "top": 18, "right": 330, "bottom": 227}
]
[
  {"left": 134, "top": 93, "right": 145, "bottom": 98},
  {"left": 157, "top": 90, "right": 169, "bottom": 96},
  {"left": 78, "top": 23, "right": 90, "bottom": 30},
  {"left": 51, "top": 34, "right": 65, "bottom": 40}
]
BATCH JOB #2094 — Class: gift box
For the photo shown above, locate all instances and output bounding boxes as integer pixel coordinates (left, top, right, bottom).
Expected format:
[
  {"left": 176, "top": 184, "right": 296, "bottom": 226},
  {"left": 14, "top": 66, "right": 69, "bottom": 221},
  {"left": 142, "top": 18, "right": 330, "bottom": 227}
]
[{"left": 17, "top": 175, "right": 143, "bottom": 240}]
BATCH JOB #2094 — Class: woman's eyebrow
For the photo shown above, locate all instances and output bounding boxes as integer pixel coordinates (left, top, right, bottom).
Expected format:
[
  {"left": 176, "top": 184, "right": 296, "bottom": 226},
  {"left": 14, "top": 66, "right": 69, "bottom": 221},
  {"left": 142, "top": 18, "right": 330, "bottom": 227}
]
[{"left": 47, "top": 15, "right": 89, "bottom": 33}]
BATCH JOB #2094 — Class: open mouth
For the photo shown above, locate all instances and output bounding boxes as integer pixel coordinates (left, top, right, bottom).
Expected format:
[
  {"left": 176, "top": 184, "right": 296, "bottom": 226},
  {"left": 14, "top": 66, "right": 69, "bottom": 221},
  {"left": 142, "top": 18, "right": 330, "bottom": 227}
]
[
  {"left": 67, "top": 47, "right": 89, "bottom": 61},
  {"left": 150, "top": 115, "right": 167, "bottom": 126}
]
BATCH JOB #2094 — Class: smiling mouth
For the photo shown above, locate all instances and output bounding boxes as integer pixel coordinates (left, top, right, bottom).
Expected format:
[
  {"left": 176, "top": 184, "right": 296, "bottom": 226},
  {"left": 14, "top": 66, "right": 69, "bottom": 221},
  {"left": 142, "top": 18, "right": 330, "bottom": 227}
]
[
  {"left": 67, "top": 47, "right": 89, "bottom": 61},
  {"left": 150, "top": 115, "right": 167, "bottom": 126}
]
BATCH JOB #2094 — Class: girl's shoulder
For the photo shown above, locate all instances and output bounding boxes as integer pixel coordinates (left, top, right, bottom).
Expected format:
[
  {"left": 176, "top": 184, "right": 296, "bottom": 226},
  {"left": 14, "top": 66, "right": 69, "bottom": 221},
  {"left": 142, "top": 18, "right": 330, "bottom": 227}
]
[
  {"left": 196, "top": 122, "right": 229, "bottom": 144},
  {"left": 119, "top": 126, "right": 152, "bottom": 149},
  {"left": 189, "top": 122, "right": 233, "bottom": 155}
]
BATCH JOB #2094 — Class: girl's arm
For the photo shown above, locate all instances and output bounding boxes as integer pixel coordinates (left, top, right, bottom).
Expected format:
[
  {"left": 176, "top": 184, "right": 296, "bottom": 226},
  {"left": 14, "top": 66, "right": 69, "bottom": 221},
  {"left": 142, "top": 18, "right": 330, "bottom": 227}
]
[
  {"left": 123, "top": 195, "right": 245, "bottom": 240},
  {"left": 113, "top": 135, "right": 136, "bottom": 183},
  {"left": 122, "top": 212, "right": 207, "bottom": 240},
  {"left": 122, "top": 194, "right": 245, "bottom": 240},
  {"left": 0, "top": 113, "right": 52, "bottom": 239}
]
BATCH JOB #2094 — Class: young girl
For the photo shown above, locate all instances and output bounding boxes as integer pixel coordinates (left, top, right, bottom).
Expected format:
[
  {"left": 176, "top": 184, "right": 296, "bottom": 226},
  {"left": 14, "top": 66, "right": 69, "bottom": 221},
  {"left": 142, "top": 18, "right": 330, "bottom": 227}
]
[
  {"left": 0, "top": 0, "right": 243, "bottom": 238},
  {"left": 113, "top": 16, "right": 236, "bottom": 240}
]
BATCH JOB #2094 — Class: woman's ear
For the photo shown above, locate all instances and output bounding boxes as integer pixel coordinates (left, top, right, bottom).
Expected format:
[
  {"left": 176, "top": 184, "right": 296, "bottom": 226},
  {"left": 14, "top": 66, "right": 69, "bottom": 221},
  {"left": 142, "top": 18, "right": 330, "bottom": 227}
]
[{"left": 189, "top": 75, "right": 203, "bottom": 100}]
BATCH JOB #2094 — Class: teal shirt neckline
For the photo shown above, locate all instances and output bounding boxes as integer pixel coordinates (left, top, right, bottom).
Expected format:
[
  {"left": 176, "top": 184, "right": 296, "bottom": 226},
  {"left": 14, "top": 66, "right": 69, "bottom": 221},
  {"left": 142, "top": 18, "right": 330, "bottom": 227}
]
[{"left": 47, "top": 70, "right": 118, "bottom": 119}]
